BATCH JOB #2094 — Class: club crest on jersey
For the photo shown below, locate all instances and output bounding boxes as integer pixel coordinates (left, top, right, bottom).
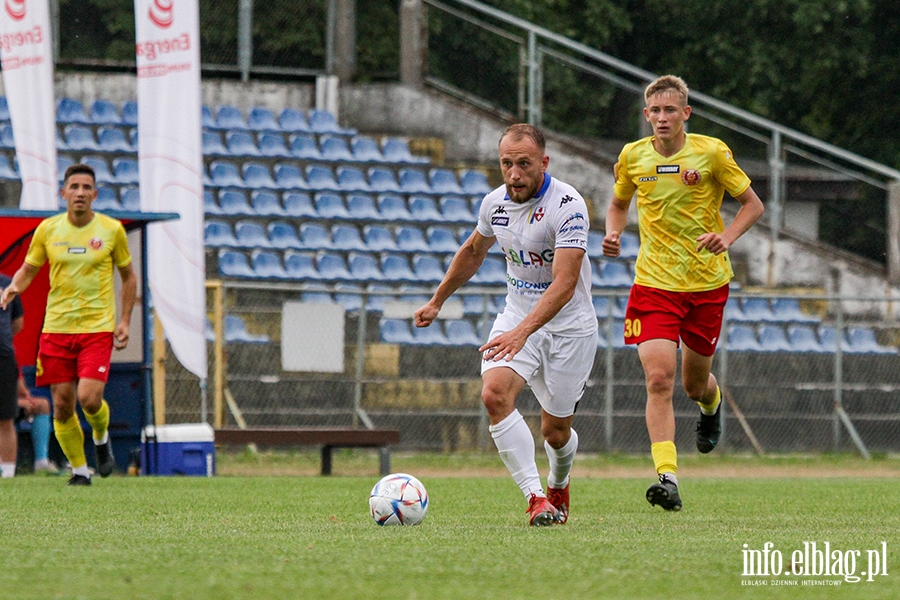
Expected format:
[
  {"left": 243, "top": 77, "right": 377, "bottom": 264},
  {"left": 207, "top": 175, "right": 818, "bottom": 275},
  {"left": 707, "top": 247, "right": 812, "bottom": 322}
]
[
  {"left": 681, "top": 169, "right": 702, "bottom": 186},
  {"left": 90, "top": 237, "right": 103, "bottom": 250},
  {"left": 529, "top": 206, "right": 545, "bottom": 223}
]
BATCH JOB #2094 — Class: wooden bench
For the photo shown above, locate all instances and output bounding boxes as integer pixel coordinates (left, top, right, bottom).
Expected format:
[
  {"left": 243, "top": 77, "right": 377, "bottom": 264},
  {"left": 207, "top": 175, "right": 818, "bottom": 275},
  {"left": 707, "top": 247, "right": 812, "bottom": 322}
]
[{"left": 214, "top": 428, "right": 401, "bottom": 475}]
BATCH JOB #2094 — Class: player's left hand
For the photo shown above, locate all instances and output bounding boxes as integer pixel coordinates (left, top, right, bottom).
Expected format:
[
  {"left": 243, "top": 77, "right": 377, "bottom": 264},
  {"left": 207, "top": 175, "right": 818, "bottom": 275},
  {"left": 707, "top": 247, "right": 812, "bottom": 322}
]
[
  {"left": 696, "top": 232, "right": 729, "bottom": 255},
  {"left": 114, "top": 323, "right": 130, "bottom": 350}
]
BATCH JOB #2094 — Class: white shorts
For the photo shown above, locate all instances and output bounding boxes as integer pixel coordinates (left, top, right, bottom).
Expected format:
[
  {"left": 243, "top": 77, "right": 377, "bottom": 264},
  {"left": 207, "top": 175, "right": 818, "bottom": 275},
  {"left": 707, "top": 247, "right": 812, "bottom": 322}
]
[{"left": 481, "top": 311, "right": 598, "bottom": 418}]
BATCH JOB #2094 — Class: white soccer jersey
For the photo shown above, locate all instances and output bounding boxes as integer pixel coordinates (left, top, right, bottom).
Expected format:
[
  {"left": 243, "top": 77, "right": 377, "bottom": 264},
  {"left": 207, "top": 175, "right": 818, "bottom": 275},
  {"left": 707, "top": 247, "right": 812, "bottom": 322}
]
[{"left": 476, "top": 174, "right": 597, "bottom": 336}]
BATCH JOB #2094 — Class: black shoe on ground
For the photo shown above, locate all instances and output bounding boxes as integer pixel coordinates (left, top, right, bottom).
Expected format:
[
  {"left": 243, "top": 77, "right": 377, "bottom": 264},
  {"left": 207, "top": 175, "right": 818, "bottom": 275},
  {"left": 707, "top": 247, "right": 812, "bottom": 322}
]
[
  {"left": 67, "top": 474, "right": 92, "bottom": 486},
  {"left": 95, "top": 440, "right": 116, "bottom": 477},
  {"left": 696, "top": 401, "right": 722, "bottom": 454},
  {"left": 646, "top": 474, "right": 682, "bottom": 511}
]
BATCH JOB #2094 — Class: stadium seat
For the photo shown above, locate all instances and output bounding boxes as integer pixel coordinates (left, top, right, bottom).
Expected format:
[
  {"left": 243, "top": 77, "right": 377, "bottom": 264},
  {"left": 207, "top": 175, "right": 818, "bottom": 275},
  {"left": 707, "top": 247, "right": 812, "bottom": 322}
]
[
  {"left": 758, "top": 325, "right": 793, "bottom": 352},
  {"left": 346, "top": 194, "right": 382, "bottom": 221},
  {"left": 598, "top": 261, "right": 632, "bottom": 288},
  {"left": 377, "top": 194, "right": 413, "bottom": 221},
  {"left": 289, "top": 134, "right": 322, "bottom": 160},
  {"left": 459, "top": 170, "right": 492, "bottom": 195},
  {"left": 209, "top": 160, "right": 245, "bottom": 187},
  {"left": 619, "top": 232, "right": 640, "bottom": 259},
  {"left": 283, "top": 192, "right": 317, "bottom": 218},
  {"left": 429, "top": 168, "right": 464, "bottom": 195},
  {"left": 0, "top": 96, "right": 9, "bottom": 121},
  {"left": 317, "top": 252, "right": 354, "bottom": 281},
  {"left": 264, "top": 221, "right": 300, "bottom": 250},
  {"left": 224, "top": 314, "right": 270, "bottom": 343},
  {"left": 201, "top": 105, "right": 216, "bottom": 129},
  {"left": 725, "top": 298, "right": 748, "bottom": 322},
  {"left": 396, "top": 226, "right": 432, "bottom": 253},
  {"left": 787, "top": 325, "right": 827, "bottom": 353},
  {"left": 258, "top": 133, "right": 291, "bottom": 158},
  {"left": 226, "top": 131, "right": 260, "bottom": 156},
  {"left": 93, "top": 187, "right": 121, "bottom": 211},
  {"left": 439, "top": 195, "right": 474, "bottom": 223},
  {"left": 412, "top": 254, "right": 445, "bottom": 283},
  {"left": 57, "top": 97, "right": 90, "bottom": 123},
  {"left": 274, "top": 163, "right": 309, "bottom": 190},
  {"left": 381, "top": 255, "right": 417, "bottom": 283},
  {"left": 300, "top": 285, "right": 334, "bottom": 304},
  {"left": 284, "top": 250, "right": 319, "bottom": 279},
  {"left": 120, "top": 187, "right": 141, "bottom": 211},
  {"left": 592, "top": 296, "right": 625, "bottom": 320},
  {"left": 380, "top": 319, "right": 415, "bottom": 344},
  {"left": 426, "top": 226, "right": 460, "bottom": 254},
  {"left": 363, "top": 225, "right": 398, "bottom": 252},
  {"left": 472, "top": 257, "right": 507, "bottom": 285},
  {"left": 364, "top": 283, "right": 395, "bottom": 314},
  {"left": 411, "top": 321, "right": 451, "bottom": 345},
  {"left": 97, "top": 127, "right": 133, "bottom": 153},
  {"left": 121, "top": 100, "right": 138, "bottom": 126},
  {"left": 771, "top": 298, "right": 819, "bottom": 323},
  {"left": 445, "top": 319, "right": 481, "bottom": 346},
  {"left": 586, "top": 231, "right": 604, "bottom": 259},
  {"left": 64, "top": 125, "right": 100, "bottom": 151},
  {"left": 218, "top": 249, "right": 255, "bottom": 277},
  {"left": 0, "top": 124, "right": 13, "bottom": 148},
  {"left": 89, "top": 99, "right": 121, "bottom": 125},
  {"left": 242, "top": 162, "right": 277, "bottom": 188},
  {"left": 55, "top": 156, "right": 72, "bottom": 180},
  {"left": 308, "top": 109, "right": 355, "bottom": 135},
  {"left": 216, "top": 105, "right": 248, "bottom": 130},
  {"left": 320, "top": 136, "right": 355, "bottom": 162},
  {"left": 348, "top": 252, "right": 386, "bottom": 282},
  {"left": 306, "top": 165, "right": 341, "bottom": 191},
  {"left": 336, "top": 166, "right": 371, "bottom": 193},
  {"left": 234, "top": 220, "right": 271, "bottom": 248},
  {"left": 382, "top": 138, "right": 429, "bottom": 164},
  {"left": 80, "top": 156, "right": 116, "bottom": 184},
  {"left": 250, "top": 250, "right": 289, "bottom": 279},
  {"left": 279, "top": 108, "right": 311, "bottom": 133},
  {"left": 847, "top": 327, "right": 897, "bottom": 354},
  {"left": 399, "top": 168, "right": 433, "bottom": 194},
  {"left": 726, "top": 325, "right": 763, "bottom": 351},
  {"left": 314, "top": 192, "right": 351, "bottom": 219},
  {"left": 333, "top": 282, "right": 365, "bottom": 312},
  {"left": 112, "top": 157, "right": 139, "bottom": 184},
  {"left": 331, "top": 225, "right": 367, "bottom": 251},
  {"left": 367, "top": 167, "right": 402, "bottom": 194},
  {"left": 202, "top": 131, "right": 228, "bottom": 155},
  {"left": 247, "top": 107, "right": 281, "bottom": 132},
  {"left": 218, "top": 190, "right": 254, "bottom": 216},
  {"left": 409, "top": 196, "right": 444, "bottom": 222},
  {"left": 250, "top": 190, "right": 286, "bottom": 216},
  {"left": 351, "top": 137, "right": 384, "bottom": 162},
  {"left": 299, "top": 223, "right": 332, "bottom": 250},
  {"left": 818, "top": 326, "right": 853, "bottom": 353},
  {"left": 741, "top": 297, "right": 777, "bottom": 322}
]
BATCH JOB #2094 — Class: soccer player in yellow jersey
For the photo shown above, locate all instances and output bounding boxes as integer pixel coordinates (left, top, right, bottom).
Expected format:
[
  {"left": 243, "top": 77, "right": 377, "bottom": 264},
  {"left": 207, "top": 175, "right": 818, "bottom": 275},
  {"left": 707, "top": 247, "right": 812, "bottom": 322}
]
[
  {"left": 1, "top": 163, "right": 136, "bottom": 486},
  {"left": 603, "top": 75, "right": 764, "bottom": 510}
]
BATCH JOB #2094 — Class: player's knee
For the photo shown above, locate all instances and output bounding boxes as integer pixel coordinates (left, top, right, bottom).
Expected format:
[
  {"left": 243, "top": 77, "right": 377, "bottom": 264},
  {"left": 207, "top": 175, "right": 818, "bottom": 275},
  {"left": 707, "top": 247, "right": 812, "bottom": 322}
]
[
  {"left": 644, "top": 369, "right": 675, "bottom": 397},
  {"left": 481, "top": 385, "right": 512, "bottom": 417},
  {"left": 541, "top": 424, "right": 569, "bottom": 449}
]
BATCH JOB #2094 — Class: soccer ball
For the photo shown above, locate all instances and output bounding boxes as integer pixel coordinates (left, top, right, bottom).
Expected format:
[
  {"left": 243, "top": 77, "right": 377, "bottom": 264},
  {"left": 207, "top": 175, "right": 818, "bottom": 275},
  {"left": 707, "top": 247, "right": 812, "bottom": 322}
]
[{"left": 368, "top": 473, "right": 429, "bottom": 526}]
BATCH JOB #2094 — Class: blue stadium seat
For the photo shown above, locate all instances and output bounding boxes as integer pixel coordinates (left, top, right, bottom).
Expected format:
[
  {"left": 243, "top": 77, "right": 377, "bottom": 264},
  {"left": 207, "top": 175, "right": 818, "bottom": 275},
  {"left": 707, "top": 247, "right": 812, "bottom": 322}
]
[
  {"left": 317, "top": 252, "right": 354, "bottom": 281},
  {"left": 409, "top": 195, "right": 444, "bottom": 222},
  {"left": 250, "top": 190, "right": 286, "bottom": 216},
  {"left": 251, "top": 250, "right": 289, "bottom": 279},
  {"left": 320, "top": 136, "right": 355, "bottom": 162},
  {"left": 218, "top": 249, "right": 255, "bottom": 277},
  {"left": 459, "top": 170, "right": 491, "bottom": 195},
  {"left": 242, "top": 162, "right": 277, "bottom": 188},
  {"left": 439, "top": 195, "right": 474, "bottom": 223},
  {"left": 411, "top": 321, "right": 452, "bottom": 345},
  {"left": 258, "top": 133, "right": 291, "bottom": 158},
  {"left": 0, "top": 124, "right": 13, "bottom": 149},
  {"left": 346, "top": 194, "right": 382, "bottom": 221},
  {"left": 216, "top": 105, "right": 247, "bottom": 130},
  {"left": 112, "top": 157, "right": 139, "bottom": 184},
  {"left": 399, "top": 168, "right": 433, "bottom": 194},
  {"left": 0, "top": 96, "right": 9, "bottom": 121},
  {"left": 89, "top": 100, "right": 121, "bottom": 125},
  {"left": 364, "top": 283, "right": 395, "bottom": 314},
  {"left": 429, "top": 168, "right": 464, "bottom": 195},
  {"left": 289, "top": 134, "right": 322, "bottom": 160},
  {"left": 592, "top": 296, "right": 625, "bottom": 320},
  {"left": 426, "top": 226, "right": 460, "bottom": 254},
  {"left": 758, "top": 325, "right": 793, "bottom": 352},
  {"left": 274, "top": 163, "right": 309, "bottom": 190},
  {"left": 382, "top": 138, "right": 429, "bottom": 164},
  {"left": 445, "top": 319, "right": 481, "bottom": 346},
  {"left": 226, "top": 131, "right": 260, "bottom": 156},
  {"left": 351, "top": 137, "right": 384, "bottom": 162},
  {"left": 619, "top": 232, "right": 640, "bottom": 259},
  {"left": 203, "top": 131, "right": 228, "bottom": 155},
  {"left": 218, "top": 190, "right": 254, "bottom": 216},
  {"left": 247, "top": 107, "right": 281, "bottom": 132},
  {"left": 818, "top": 326, "right": 852, "bottom": 353},
  {"left": 598, "top": 261, "right": 632, "bottom": 288},
  {"left": 267, "top": 221, "right": 302, "bottom": 249},
  {"left": 300, "top": 284, "right": 334, "bottom": 304},
  {"left": 201, "top": 105, "right": 216, "bottom": 129},
  {"left": 283, "top": 192, "right": 317, "bottom": 218},
  {"left": 308, "top": 109, "right": 355, "bottom": 135},
  {"left": 306, "top": 165, "right": 340, "bottom": 191},
  {"left": 284, "top": 250, "right": 319, "bottom": 279},
  {"left": 771, "top": 298, "right": 819, "bottom": 324},
  {"left": 787, "top": 325, "right": 827, "bottom": 353},
  {"left": 586, "top": 231, "right": 604, "bottom": 259},
  {"left": 120, "top": 187, "right": 141, "bottom": 211},
  {"left": 234, "top": 220, "right": 271, "bottom": 248},
  {"left": 297, "top": 224, "right": 330, "bottom": 252},
  {"left": 279, "top": 108, "right": 311, "bottom": 133},
  {"left": 64, "top": 125, "right": 100, "bottom": 151},
  {"left": 331, "top": 225, "right": 367, "bottom": 251},
  {"left": 55, "top": 156, "right": 73, "bottom": 181},
  {"left": 741, "top": 297, "right": 777, "bottom": 322},
  {"left": 348, "top": 252, "right": 386, "bottom": 282},
  {"left": 726, "top": 325, "right": 763, "bottom": 351},
  {"left": 363, "top": 225, "right": 398, "bottom": 252},
  {"left": 336, "top": 166, "right": 370, "bottom": 193},
  {"left": 847, "top": 327, "right": 897, "bottom": 354},
  {"left": 97, "top": 127, "right": 133, "bottom": 153},
  {"left": 381, "top": 255, "right": 417, "bottom": 283},
  {"left": 93, "top": 187, "right": 121, "bottom": 211},
  {"left": 367, "top": 167, "right": 402, "bottom": 194},
  {"left": 331, "top": 282, "right": 364, "bottom": 312},
  {"left": 725, "top": 298, "right": 749, "bottom": 322},
  {"left": 472, "top": 257, "right": 507, "bottom": 285},
  {"left": 209, "top": 160, "right": 245, "bottom": 188},
  {"left": 314, "top": 192, "right": 351, "bottom": 219},
  {"left": 377, "top": 194, "right": 413, "bottom": 221},
  {"left": 224, "top": 314, "right": 270, "bottom": 343},
  {"left": 396, "top": 226, "right": 432, "bottom": 253},
  {"left": 57, "top": 97, "right": 90, "bottom": 123},
  {"left": 380, "top": 319, "right": 415, "bottom": 344},
  {"left": 80, "top": 156, "right": 116, "bottom": 184},
  {"left": 412, "top": 254, "right": 445, "bottom": 283},
  {"left": 121, "top": 101, "right": 138, "bottom": 127}
]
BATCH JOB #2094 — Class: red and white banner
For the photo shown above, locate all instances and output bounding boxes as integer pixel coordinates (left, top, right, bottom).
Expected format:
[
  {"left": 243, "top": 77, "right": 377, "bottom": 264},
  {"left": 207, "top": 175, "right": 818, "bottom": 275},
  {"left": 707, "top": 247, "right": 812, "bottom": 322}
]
[
  {"left": 135, "top": 0, "right": 207, "bottom": 380},
  {"left": 0, "top": 0, "right": 57, "bottom": 209}
]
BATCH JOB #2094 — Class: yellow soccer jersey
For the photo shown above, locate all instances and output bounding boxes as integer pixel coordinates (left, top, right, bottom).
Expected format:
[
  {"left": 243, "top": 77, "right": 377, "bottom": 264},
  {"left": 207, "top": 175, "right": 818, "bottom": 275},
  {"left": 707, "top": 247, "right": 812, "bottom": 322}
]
[
  {"left": 613, "top": 133, "right": 751, "bottom": 292},
  {"left": 25, "top": 212, "right": 132, "bottom": 333}
]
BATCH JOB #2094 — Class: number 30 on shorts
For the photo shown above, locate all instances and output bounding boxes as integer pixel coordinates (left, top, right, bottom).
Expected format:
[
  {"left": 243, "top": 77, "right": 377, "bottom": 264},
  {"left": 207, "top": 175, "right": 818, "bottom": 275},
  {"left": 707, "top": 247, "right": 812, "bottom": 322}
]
[{"left": 624, "top": 318, "right": 642, "bottom": 339}]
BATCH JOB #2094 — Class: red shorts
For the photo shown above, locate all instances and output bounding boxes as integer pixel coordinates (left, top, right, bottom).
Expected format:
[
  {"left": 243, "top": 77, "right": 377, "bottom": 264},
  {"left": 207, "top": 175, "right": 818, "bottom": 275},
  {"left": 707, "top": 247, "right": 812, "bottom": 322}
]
[
  {"left": 36, "top": 332, "right": 114, "bottom": 387},
  {"left": 623, "top": 283, "right": 729, "bottom": 356}
]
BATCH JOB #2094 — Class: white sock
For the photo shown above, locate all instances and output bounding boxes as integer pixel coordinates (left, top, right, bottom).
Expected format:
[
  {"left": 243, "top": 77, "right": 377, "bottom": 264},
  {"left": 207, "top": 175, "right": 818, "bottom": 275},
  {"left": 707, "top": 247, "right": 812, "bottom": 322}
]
[
  {"left": 490, "top": 410, "right": 544, "bottom": 499},
  {"left": 72, "top": 465, "right": 91, "bottom": 478},
  {"left": 1, "top": 462, "right": 16, "bottom": 478},
  {"left": 94, "top": 432, "right": 109, "bottom": 445},
  {"left": 545, "top": 428, "right": 578, "bottom": 489},
  {"left": 34, "top": 459, "right": 51, "bottom": 470}
]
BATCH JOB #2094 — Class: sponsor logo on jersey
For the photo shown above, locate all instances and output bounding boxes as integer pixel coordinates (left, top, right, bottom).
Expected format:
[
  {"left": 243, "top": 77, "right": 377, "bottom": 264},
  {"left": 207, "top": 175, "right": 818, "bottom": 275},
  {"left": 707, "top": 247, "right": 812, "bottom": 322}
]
[
  {"left": 68, "top": 247, "right": 86, "bottom": 254},
  {"left": 491, "top": 205, "right": 509, "bottom": 226},
  {"left": 506, "top": 273, "right": 552, "bottom": 292},
  {"left": 90, "top": 237, "right": 103, "bottom": 250},
  {"left": 657, "top": 165, "right": 680, "bottom": 174},
  {"left": 639, "top": 176, "right": 658, "bottom": 182},
  {"left": 52, "top": 242, "right": 69, "bottom": 247},
  {"left": 559, "top": 194, "right": 576, "bottom": 206},
  {"left": 529, "top": 206, "right": 545, "bottom": 223},
  {"left": 503, "top": 246, "right": 554, "bottom": 266},
  {"left": 682, "top": 169, "right": 702, "bottom": 185}
]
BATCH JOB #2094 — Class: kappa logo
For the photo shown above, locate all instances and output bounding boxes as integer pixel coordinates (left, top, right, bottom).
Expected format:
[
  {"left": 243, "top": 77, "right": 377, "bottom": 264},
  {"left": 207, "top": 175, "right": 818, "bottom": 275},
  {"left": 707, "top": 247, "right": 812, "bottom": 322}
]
[
  {"left": 559, "top": 195, "right": 576, "bottom": 207},
  {"left": 491, "top": 205, "right": 509, "bottom": 226},
  {"left": 149, "top": 0, "right": 174, "bottom": 29},
  {"left": 5, "top": 0, "right": 25, "bottom": 21}
]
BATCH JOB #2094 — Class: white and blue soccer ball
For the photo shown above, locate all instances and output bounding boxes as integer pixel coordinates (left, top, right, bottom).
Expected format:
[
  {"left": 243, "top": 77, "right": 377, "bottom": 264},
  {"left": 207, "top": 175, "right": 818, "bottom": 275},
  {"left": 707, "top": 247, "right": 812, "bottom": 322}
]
[{"left": 369, "top": 473, "right": 429, "bottom": 526}]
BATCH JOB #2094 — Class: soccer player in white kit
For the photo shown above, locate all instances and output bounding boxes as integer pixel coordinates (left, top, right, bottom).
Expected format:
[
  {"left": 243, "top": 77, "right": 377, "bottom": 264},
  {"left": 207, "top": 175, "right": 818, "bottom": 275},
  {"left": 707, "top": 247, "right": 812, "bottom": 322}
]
[{"left": 415, "top": 124, "right": 598, "bottom": 526}]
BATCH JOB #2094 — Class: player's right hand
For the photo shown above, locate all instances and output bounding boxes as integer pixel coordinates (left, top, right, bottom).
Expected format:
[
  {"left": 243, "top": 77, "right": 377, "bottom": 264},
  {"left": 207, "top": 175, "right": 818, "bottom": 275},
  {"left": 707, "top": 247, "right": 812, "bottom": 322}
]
[
  {"left": 0, "top": 285, "right": 17, "bottom": 310},
  {"left": 602, "top": 232, "right": 621, "bottom": 258},
  {"left": 414, "top": 303, "right": 439, "bottom": 328}
]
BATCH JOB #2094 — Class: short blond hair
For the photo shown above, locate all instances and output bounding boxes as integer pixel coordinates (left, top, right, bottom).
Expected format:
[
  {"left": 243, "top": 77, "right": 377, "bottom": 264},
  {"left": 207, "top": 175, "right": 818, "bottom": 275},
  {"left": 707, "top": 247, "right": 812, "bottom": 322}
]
[
  {"left": 500, "top": 123, "right": 546, "bottom": 153},
  {"left": 644, "top": 75, "right": 689, "bottom": 106}
]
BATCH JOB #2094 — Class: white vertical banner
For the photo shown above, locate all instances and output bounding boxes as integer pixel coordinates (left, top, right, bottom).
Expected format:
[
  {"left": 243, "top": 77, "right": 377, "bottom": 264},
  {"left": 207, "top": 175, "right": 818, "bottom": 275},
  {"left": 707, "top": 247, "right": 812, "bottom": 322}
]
[
  {"left": 135, "top": 0, "right": 207, "bottom": 380},
  {"left": 0, "top": 0, "right": 57, "bottom": 209}
]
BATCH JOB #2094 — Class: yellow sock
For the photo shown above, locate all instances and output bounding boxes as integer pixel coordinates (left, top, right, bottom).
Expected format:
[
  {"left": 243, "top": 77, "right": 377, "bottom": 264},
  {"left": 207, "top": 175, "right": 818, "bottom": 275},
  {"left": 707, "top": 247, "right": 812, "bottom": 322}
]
[
  {"left": 651, "top": 441, "right": 677, "bottom": 476},
  {"left": 54, "top": 415, "right": 87, "bottom": 469},
  {"left": 84, "top": 400, "right": 111, "bottom": 444},
  {"left": 697, "top": 385, "right": 721, "bottom": 416}
]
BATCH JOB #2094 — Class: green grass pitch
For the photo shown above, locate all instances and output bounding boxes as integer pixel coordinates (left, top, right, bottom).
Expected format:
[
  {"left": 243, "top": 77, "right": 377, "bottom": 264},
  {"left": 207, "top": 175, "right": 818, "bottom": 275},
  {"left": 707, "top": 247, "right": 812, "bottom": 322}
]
[{"left": 1, "top": 453, "right": 898, "bottom": 600}]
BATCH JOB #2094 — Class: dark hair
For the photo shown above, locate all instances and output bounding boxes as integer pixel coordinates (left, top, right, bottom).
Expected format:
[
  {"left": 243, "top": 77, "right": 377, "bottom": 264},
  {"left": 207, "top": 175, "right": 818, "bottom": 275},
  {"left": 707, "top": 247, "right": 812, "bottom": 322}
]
[
  {"left": 500, "top": 123, "right": 546, "bottom": 153},
  {"left": 63, "top": 163, "right": 96, "bottom": 185}
]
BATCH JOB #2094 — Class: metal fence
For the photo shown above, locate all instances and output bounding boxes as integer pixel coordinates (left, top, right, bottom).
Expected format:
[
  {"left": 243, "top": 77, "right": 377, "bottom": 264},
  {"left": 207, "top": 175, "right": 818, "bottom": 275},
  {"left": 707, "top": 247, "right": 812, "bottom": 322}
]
[{"left": 158, "top": 282, "right": 900, "bottom": 457}]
